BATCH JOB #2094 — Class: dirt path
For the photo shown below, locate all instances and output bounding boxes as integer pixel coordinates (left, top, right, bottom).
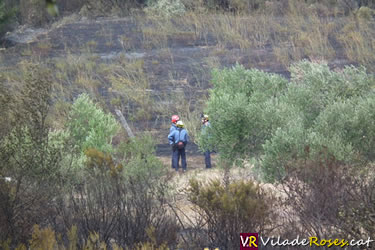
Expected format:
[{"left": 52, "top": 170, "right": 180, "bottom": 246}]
[{"left": 157, "top": 148, "right": 259, "bottom": 230}]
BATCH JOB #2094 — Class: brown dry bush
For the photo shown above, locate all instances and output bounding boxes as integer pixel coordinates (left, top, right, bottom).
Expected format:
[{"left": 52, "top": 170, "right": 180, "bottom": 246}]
[
  {"left": 53, "top": 145, "right": 179, "bottom": 249},
  {"left": 187, "top": 179, "right": 276, "bottom": 249},
  {"left": 0, "top": 64, "right": 63, "bottom": 246},
  {"left": 279, "top": 151, "right": 375, "bottom": 240},
  {"left": 279, "top": 153, "right": 350, "bottom": 238}
]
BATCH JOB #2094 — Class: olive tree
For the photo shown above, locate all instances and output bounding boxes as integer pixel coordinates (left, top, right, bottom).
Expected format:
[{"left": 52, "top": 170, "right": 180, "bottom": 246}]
[
  {"left": 202, "top": 61, "right": 375, "bottom": 180},
  {"left": 202, "top": 60, "right": 375, "bottom": 238}
]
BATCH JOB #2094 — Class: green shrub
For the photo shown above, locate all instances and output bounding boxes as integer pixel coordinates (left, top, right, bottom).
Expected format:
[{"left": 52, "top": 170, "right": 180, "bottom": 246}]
[
  {"left": 203, "top": 61, "right": 375, "bottom": 181},
  {"left": 262, "top": 61, "right": 375, "bottom": 181},
  {"left": 117, "top": 134, "right": 166, "bottom": 179},
  {"left": 356, "top": 6, "right": 375, "bottom": 19},
  {"left": 200, "top": 63, "right": 288, "bottom": 165},
  {"left": 67, "top": 93, "right": 120, "bottom": 154}
]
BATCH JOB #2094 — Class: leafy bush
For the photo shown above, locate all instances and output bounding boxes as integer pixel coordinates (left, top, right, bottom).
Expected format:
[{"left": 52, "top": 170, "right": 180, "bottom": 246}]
[
  {"left": 262, "top": 61, "right": 375, "bottom": 181},
  {"left": 67, "top": 93, "right": 120, "bottom": 154},
  {"left": 200, "top": 63, "right": 288, "bottom": 165},
  {"left": 203, "top": 61, "right": 375, "bottom": 182},
  {"left": 356, "top": 6, "right": 375, "bottom": 19}
]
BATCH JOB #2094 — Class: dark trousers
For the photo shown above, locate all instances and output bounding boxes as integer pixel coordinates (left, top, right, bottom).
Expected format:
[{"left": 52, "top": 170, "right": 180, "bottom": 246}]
[
  {"left": 172, "top": 147, "right": 186, "bottom": 170},
  {"left": 171, "top": 150, "right": 175, "bottom": 168},
  {"left": 204, "top": 150, "right": 211, "bottom": 168}
]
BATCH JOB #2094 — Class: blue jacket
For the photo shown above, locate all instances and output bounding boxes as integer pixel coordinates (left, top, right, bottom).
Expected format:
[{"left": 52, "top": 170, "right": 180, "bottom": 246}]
[
  {"left": 170, "top": 124, "right": 177, "bottom": 133},
  {"left": 168, "top": 127, "right": 189, "bottom": 145}
]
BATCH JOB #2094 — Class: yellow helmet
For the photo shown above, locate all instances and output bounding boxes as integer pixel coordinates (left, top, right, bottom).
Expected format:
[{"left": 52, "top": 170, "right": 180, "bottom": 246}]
[
  {"left": 201, "top": 114, "right": 209, "bottom": 122},
  {"left": 176, "top": 121, "right": 184, "bottom": 128}
]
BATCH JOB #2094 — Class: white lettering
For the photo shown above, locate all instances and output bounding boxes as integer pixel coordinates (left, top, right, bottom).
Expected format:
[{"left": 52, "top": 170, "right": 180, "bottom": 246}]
[
  {"left": 290, "top": 236, "right": 299, "bottom": 246},
  {"left": 240, "top": 236, "right": 249, "bottom": 247},
  {"left": 301, "top": 238, "right": 309, "bottom": 246},
  {"left": 260, "top": 237, "right": 270, "bottom": 246},
  {"left": 365, "top": 237, "right": 374, "bottom": 247},
  {"left": 271, "top": 236, "right": 281, "bottom": 246},
  {"left": 281, "top": 239, "right": 289, "bottom": 246},
  {"left": 261, "top": 236, "right": 309, "bottom": 247}
]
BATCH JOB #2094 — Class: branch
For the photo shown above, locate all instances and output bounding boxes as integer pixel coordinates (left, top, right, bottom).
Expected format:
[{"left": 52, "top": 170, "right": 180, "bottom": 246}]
[{"left": 115, "top": 109, "right": 135, "bottom": 139}]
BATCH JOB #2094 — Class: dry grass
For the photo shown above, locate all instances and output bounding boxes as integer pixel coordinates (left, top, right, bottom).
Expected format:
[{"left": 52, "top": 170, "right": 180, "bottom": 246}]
[{"left": 134, "top": 3, "right": 375, "bottom": 69}]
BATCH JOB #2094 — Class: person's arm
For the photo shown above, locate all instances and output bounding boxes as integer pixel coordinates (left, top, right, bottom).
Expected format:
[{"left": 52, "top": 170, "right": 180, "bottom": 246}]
[{"left": 168, "top": 131, "right": 174, "bottom": 145}]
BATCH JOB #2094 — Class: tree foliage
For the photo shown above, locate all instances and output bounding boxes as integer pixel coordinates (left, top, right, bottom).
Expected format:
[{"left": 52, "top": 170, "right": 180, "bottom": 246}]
[
  {"left": 262, "top": 61, "right": 375, "bottom": 181},
  {"left": 67, "top": 93, "right": 120, "bottom": 154},
  {"left": 200, "top": 63, "right": 288, "bottom": 166},
  {"left": 0, "top": 0, "right": 16, "bottom": 35},
  {"left": 203, "top": 61, "right": 375, "bottom": 181}
]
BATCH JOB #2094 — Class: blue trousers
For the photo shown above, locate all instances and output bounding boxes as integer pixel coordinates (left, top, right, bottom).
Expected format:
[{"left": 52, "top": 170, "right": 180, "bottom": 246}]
[
  {"left": 172, "top": 147, "right": 186, "bottom": 170},
  {"left": 204, "top": 150, "right": 211, "bottom": 168}
]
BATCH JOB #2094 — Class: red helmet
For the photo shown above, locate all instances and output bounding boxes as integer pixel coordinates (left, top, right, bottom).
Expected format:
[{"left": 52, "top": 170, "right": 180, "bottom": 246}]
[{"left": 171, "top": 115, "right": 180, "bottom": 123}]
